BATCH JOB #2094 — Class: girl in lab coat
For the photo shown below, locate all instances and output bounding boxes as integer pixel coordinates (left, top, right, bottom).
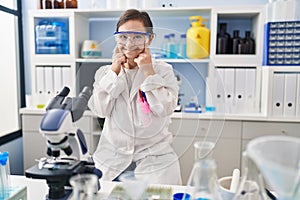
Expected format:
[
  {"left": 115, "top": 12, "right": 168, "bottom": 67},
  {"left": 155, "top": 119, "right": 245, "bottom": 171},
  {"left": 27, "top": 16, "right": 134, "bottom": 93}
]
[{"left": 88, "top": 9, "right": 182, "bottom": 185}]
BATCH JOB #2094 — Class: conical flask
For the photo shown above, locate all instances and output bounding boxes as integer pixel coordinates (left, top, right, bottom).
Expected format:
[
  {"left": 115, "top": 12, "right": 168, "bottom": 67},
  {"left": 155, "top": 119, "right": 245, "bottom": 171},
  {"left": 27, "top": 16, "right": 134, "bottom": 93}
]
[
  {"left": 186, "top": 141, "right": 222, "bottom": 200},
  {"left": 233, "top": 152, "right": 268, "bottom": 200}
]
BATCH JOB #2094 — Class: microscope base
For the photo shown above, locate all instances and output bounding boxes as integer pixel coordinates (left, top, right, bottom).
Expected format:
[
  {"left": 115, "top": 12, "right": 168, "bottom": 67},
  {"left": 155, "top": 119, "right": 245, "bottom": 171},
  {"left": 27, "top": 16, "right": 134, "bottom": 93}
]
[{"left": 25, "top": 160, "right": 84, "bottom": 199}]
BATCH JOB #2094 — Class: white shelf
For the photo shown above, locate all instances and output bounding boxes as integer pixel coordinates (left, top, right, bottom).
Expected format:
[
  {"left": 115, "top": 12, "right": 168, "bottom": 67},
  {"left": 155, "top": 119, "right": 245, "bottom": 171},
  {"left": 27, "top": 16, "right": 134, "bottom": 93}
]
[
  {"left": 75, "top": 7, "right": 212, "bottom": 18},
  {"left": 211, "top": 55, "right": 261, "bottom": 66},
  {"left": 75, "top": 58, "right": 210, "bottom": 64},
  {"left": 76, "top": 58, "right": 112, "bottom": 63}
]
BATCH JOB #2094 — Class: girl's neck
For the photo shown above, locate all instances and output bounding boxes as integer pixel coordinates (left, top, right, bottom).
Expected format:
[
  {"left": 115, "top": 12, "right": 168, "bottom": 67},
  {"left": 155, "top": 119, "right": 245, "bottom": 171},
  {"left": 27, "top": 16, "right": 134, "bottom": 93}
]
[{"left": 124, "top": 58, "right": 137, "bottom": 69}]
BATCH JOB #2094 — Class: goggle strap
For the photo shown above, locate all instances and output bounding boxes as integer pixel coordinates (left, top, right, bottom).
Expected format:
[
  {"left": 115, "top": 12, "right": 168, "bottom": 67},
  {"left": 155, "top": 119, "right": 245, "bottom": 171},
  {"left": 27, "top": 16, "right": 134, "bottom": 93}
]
[{"left": 114, "top": 31, "right": 151, "bottom": 36}]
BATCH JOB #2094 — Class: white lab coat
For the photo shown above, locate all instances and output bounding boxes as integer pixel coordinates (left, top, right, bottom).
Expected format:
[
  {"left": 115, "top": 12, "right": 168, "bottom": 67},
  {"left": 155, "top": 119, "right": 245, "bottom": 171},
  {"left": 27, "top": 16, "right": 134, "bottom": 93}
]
[{"left": 88, "top": 59, "right": 182, "bottom": 185}]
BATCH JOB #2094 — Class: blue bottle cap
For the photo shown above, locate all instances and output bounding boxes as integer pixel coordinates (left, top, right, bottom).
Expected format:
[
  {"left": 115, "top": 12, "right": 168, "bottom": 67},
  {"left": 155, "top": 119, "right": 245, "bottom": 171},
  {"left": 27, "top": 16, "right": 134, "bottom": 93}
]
[
  {"left": 0, "top": 151, "right": 9, "bottom": 165},
  {"left": 173, "top": 192, "right": 191, "bottom": 200}
]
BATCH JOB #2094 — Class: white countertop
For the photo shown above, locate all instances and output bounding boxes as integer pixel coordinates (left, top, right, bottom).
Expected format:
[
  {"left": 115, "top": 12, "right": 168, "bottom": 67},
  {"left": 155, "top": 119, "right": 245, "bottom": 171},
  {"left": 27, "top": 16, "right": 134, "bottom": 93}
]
[
  {"left": 10, "top": 175, "right": 187, "bottom": 199},
  {"left": 20, "top": 107, "right": 300, "bottom": 122}
]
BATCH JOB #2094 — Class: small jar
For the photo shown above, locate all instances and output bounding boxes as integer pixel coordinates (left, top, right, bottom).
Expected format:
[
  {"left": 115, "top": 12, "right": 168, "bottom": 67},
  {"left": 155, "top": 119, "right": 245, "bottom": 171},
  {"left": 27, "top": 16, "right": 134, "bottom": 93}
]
[
  {"left": 54, "top": 0, "right": 64, "bottom": 8},
  {"left": 66, "top": 0, "right": 77, "bottom": 8},
  {"left": 38, "top": 0, "right": 43, "bottom": 9},
  {"left": 45, "top": 0, "right": 53, "bottom": 9}
]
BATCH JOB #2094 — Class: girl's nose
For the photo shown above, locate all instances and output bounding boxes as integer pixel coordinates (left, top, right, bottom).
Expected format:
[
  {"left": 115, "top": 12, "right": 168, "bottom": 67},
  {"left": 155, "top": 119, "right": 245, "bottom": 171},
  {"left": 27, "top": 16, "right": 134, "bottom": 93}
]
[{"left": 124, "top": 38, "right": 135, "bottom": 47}]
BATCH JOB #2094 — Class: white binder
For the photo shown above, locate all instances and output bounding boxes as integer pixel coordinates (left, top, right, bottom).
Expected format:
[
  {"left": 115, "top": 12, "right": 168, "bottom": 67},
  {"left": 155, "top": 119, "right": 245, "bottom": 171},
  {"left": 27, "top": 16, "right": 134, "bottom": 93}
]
[
  {"left": 296, "top": 73, "right": 300, "bottom": 116},
  {"left": 44, "top": 66, "right": 54, "bottom": 95},
  {"left": 215, "top": 68, "right": 225, "bottom": 113},
  {"left": 224, "top": 68, "right": 235, "bottom": 113},
  {"left": 245, "top": 68, "right": 256, "bottom": 113},
  {"left": 62, "top": 67, "right": 72, "bottom": 90},
  {"left": 272, "top": 73, "right": 285, "bottom": 116},
  {"left": 235, "top": 68, "right": 246, "bottom": 113},
  {"left": 35, "top": 67, "right": 45, "bottom": 94},
  {"left": 283, "top": 73, "right": 297, "bottom": 116},
  {"left": 53, "top": 67, "right": 63, "bottom": 94}
]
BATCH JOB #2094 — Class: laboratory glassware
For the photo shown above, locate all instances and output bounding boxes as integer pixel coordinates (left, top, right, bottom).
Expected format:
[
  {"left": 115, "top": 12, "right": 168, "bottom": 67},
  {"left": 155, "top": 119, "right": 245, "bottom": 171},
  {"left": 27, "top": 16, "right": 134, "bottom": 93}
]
[
  {"left": 233, "top": 152, "right": 269, "bottom": 200},
  {"left": 119, "top": 171, "right": 149, "bottom": 200},
  {"left": 246, "top": 135, "right": 300, "bottom": 200},
  {"left": 69, "top": 174, "right": 98, "bottom": 200},
  {"left": 186, "top": 141, "right": 222, "bottom": 200}
]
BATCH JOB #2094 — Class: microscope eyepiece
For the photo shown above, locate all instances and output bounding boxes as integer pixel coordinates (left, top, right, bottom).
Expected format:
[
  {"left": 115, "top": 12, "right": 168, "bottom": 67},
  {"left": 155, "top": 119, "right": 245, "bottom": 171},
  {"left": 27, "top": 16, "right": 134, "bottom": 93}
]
[
  {"left": 58, "top": 87, "right": 70, "bottom": 97},
  {"left": 78, "top": 86, "right": 92, "bottom": 101},
  {"left": 47, "top": 148, "right": 60, "bottom": 157},
  {"left": 62, "top": 146, "right": 73, "bottom": 156}
]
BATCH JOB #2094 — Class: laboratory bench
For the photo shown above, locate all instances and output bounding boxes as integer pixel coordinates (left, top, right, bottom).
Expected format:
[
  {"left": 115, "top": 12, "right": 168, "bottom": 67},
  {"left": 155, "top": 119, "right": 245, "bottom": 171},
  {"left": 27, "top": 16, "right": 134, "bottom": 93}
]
[
  {"left": 10, "top": 175, "right": 187, "bottom": 199},
  {"left": 20, "top": 107, "right": 300, "bottom": 184}
]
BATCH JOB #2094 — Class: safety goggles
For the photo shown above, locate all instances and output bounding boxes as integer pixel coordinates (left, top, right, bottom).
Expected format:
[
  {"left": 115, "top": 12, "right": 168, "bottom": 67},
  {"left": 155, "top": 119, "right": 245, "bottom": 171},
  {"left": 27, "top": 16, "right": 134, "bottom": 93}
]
[{"left": 114, "top": 31, "right": 151, "bottom": 46}]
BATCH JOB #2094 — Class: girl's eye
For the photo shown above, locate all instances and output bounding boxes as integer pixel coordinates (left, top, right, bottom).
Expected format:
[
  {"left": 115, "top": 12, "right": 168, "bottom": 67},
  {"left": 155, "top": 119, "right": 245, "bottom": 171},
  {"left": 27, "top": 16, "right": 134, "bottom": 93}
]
[
  {"left": 133, "top": 35, "right": 143, "bottom": 40},
  {"left": 119, "top": 35, "right": 128, "bottom": 40}
]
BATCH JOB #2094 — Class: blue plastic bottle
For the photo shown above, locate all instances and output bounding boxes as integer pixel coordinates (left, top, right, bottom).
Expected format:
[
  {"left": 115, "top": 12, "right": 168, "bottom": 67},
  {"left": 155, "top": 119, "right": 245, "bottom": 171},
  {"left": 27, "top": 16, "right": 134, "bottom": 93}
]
[
  {"left": 168, "top": 33, "right": 177, "bottom": 58},
  {"left": 161, "top": 34, "right": 170, "bottom": 58},
  {"left": 177, "top": 33, "right": 187, "bottom": 59}
]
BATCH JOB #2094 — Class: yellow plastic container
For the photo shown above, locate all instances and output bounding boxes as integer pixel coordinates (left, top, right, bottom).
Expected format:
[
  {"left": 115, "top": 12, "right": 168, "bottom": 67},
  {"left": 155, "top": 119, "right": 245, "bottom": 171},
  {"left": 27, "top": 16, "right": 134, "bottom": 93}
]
[{"left": 187, "top": 16, "right": 210, "bottom": 59}]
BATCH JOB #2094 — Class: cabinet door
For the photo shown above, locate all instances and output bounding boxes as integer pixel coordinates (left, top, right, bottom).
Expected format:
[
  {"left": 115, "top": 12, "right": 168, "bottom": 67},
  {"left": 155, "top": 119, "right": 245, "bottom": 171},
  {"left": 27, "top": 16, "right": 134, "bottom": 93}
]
[
  {"left": 22, "top": 112, "right": 98, "bottom": 170},
  {"left": 242, "top": 121, "right": 300, "bottom": 152},
  {"left": 170, "top": 119, "right": 242, "bottom": 184},
  {"left": 242, "top": 121, "right": 300, "bottom": 139},
  {"left": 23, "top": 131, "right": 47, "bottom": 170},
  {"left": 172, "top": 135, "right": 241, "bottom": 184},
  {"left": 170, "top": 118, "right": 241, "bottom": 138}
]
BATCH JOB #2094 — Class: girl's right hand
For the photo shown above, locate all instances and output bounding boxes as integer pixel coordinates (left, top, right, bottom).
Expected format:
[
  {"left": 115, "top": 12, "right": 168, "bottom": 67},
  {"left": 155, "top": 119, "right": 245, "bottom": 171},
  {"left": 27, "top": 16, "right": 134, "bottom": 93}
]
[{"left": 111, "top": 46, "right": 126, "bottom": 75}]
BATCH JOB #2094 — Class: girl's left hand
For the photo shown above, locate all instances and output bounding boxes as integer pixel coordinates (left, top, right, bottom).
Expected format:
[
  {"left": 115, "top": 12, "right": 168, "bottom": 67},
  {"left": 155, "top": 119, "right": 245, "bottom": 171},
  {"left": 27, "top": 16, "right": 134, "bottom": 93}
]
[{"left": 134, "top": 48, "right": 155, "bottom": 77}]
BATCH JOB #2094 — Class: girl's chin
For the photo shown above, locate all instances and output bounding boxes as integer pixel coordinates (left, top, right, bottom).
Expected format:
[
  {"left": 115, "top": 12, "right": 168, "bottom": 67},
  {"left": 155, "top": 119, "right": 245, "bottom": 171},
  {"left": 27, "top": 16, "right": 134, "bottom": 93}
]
[{"left": 123, "top": 51, "right": 140, "bottom": 58}]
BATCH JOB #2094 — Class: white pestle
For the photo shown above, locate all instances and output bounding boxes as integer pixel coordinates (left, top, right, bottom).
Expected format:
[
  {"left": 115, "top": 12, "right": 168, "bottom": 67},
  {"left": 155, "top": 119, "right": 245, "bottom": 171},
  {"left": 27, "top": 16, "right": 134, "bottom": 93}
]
[{"left": 230, "top": 168, "right": 240, "bottom": 193}]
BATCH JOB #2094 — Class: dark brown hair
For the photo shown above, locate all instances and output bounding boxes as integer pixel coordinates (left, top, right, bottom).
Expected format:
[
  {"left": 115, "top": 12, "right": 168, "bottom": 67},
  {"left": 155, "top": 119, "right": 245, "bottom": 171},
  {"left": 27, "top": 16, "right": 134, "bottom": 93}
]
[{"left": 116, "top": 9, "right": 153, "bottom": 34}]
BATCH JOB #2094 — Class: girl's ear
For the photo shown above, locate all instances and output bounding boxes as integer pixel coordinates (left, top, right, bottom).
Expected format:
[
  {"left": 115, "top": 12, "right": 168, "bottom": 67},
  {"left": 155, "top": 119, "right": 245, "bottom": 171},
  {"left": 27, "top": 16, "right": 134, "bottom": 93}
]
[{"left": 147, "top": 33, "right": 155, "bottom": 46}]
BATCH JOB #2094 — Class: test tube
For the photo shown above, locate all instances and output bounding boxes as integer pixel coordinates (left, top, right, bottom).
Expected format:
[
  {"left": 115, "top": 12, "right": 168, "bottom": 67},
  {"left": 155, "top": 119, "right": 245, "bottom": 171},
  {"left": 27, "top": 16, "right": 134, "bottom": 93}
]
[{"left": 0, "top": 152, "right": 10, "bottom": 198}]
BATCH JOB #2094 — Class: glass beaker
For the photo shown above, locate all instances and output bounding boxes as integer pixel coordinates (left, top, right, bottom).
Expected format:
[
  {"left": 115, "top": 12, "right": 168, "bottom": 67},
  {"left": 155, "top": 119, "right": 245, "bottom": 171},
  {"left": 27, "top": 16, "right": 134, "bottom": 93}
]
[
  {"left": 119, "top": 171, "right": 149, "bottom": 200},
  {"left": 186, "top": 141, "right": 222, "bottom": 200},
  {"left": 233, "top": 152, "right": 268, "bottom": 200},
  {"left": 69, "top": 174, "right": 98, "bottom": 200}
]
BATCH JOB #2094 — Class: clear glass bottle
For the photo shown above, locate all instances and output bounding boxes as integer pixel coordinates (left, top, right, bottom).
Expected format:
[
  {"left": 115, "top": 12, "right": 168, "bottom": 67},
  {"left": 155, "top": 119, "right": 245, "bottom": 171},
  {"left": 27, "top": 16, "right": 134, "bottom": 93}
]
[
  {"left": 69, "top": 174, "right": 98, "bottom": 200},
  {"left": 186, "top": 141, "right": 222, "bottom": 200}
]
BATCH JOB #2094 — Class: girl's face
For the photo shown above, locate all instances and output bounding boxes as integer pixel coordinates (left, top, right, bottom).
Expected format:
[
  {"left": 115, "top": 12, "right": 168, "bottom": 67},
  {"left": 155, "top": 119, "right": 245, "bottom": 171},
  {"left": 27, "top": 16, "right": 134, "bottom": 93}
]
[{"left": 117, "top": 20, "right": 151, "bottom": 59}]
